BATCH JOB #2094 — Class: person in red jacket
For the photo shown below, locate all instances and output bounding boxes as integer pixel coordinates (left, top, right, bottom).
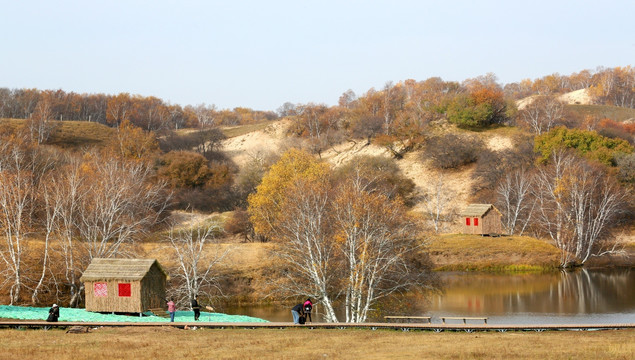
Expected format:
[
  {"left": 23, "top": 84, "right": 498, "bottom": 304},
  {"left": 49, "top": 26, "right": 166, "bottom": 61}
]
[{"left": 167, "top": 300, "right": 176, "bottom": 322}]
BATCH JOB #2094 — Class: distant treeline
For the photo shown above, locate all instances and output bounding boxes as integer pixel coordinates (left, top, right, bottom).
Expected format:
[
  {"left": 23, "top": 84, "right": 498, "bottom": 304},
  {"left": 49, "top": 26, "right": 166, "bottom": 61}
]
[
  {"left": 0, "top": 89, "right": 278, "bottom": 130},
  {"left": 1, "top": 66, "right": 632, "bottom": 134}
]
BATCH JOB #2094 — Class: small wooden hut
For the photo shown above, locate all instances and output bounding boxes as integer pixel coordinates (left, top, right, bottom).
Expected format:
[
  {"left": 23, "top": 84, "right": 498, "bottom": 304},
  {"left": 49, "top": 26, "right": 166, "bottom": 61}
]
[
  {"left": 461, "top": 204, "right": 502, "bottom": 235},
  {"left": 80, "top": 258, "right": 167, "bottom": 313}
]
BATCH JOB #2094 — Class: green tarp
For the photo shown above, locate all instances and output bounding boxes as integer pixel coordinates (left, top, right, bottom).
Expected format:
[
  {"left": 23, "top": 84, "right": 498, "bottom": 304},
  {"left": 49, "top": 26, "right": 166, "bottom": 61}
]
[{"left": 0, "top": 305, "right": 268, "bottom": 323}]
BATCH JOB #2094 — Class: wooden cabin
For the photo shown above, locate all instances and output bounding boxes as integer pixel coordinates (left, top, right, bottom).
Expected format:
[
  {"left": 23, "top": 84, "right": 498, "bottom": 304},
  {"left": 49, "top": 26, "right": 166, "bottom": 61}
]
[
  {"left": 80, "top": 258, "right": 167, "bottom": 313},
  {"left": 461, "top": 204, "right": 502, "bottom": 235}
]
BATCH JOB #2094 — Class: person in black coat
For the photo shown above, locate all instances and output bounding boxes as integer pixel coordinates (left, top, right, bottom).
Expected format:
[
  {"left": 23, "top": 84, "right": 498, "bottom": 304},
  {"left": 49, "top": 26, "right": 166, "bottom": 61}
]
[
  {"left": 46, "top": 304, "right": 59, "bottom": 322},
  {"left": 291, "top": 303, "right": 304, "bottom": 324},
  {"left": 191, "top": 296, "right": 201, "bottom": 321}
]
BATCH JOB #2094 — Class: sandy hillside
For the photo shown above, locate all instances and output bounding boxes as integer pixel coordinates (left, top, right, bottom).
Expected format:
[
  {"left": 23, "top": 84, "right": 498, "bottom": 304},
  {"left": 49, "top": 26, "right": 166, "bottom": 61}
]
[
  {"left": 516, "top": 88, "right": 594, "bottom": 110},
  {"left": 222, "top": 120, "right": 515, "bottom": 226},
  {"left": 320, "top": 140, "right": 391, "bottom": 166},
  {"left": 557, "top": 88, "right": 593, "bottom": 105},
  {"left": 222, "top": 119, "right": 291, "bottom": 167},
  {"left": 516, "top": 95, "right": 539, "bottom": 111}
]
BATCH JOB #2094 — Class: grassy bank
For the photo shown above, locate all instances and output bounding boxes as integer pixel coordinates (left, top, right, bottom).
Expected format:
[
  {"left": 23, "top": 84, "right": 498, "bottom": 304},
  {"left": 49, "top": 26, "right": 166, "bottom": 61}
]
[
  {"left": 428, "top": 234, "right": 561, "bottom": 272},
  {"left": 221, "top": 121, "right": 274, "bottom": 138},
  {"left": 566, "top": 104, "right": 635, "bottom": 122},
  {"left": 0, "top": 118, "right": 114, "bottom": 149},
  {"left": 0, "top": 327, "right": 632, "bottom": 359}
]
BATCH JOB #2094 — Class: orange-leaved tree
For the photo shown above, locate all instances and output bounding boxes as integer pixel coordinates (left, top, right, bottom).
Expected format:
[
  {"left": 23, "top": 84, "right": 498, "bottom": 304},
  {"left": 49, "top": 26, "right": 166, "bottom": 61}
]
[{"left": 248, "top": 148, "right": 331, "bottom": 239}]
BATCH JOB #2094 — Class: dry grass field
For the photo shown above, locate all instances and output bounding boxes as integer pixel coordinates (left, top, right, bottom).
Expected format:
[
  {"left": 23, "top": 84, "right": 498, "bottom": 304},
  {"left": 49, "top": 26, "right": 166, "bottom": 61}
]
[
  {"left": 0, "top": 327, "right": 632, "bottom": 360},
  {"left": 565, "top": 104, "right": 635, "bottom": 122},
  {"left": 428, "top": 234, "right": 562, "bottom": 271},
  {"left": 0, "top": 118, "right": 114, "bottom": 148}
]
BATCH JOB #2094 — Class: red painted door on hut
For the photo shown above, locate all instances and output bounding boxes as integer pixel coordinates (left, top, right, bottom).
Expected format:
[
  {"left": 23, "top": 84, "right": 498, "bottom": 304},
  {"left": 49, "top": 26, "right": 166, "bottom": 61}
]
[
  {"left": 474, "top": 218, "right": 478, "bottom": 226},
  {"left": 118, "top": 283, "right": 131, "bottom": 297},
  {"left": 466, "top": 218, "right": 471, "bottom": 226}
]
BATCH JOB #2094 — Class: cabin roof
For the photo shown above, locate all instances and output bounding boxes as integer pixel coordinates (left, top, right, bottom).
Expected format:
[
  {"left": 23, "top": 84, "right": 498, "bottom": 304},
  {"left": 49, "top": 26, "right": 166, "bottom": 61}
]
[
  {"left": 461, "top": 204, "right": 495, "bottom": 217},
  {"left": 80, "top": 258, "right": 167, "bottom": 282}
]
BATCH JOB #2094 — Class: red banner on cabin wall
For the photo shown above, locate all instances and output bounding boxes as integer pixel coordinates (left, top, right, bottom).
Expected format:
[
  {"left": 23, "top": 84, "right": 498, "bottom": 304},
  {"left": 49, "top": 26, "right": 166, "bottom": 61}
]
[
  {"left": 94, "top": 282, "right": 108, "bottom": 297},
  {"left": 118, "top": 283, "right": 131, "bottom": 297}
]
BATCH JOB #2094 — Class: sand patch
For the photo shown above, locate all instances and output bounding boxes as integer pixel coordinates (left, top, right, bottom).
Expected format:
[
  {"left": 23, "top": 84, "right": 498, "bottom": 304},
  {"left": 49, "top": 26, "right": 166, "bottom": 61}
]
[
  {"left": 222, "top": 119, "right": 290, "bottom": 167},
  {"left": 516, "top": 88, "right": 594, "bottom": 110}
]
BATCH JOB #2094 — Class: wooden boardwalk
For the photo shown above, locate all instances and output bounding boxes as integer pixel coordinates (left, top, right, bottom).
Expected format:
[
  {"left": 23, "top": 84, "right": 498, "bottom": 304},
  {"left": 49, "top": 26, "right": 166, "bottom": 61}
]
[{"left": 1, "top": 320, "right": 633, "bottom": 332}]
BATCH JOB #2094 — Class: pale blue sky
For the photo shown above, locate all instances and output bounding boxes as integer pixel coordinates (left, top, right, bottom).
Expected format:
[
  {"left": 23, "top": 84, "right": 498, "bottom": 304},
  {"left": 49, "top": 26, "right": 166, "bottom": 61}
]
[{"left": 1, "top": 0, "right": 633, "bottom": 111}]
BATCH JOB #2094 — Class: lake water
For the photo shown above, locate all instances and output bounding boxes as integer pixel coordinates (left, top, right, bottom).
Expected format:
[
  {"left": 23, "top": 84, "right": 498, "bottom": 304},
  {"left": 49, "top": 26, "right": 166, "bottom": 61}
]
[{"left": 224, "top": 268, "right": 635, "bottom": 324}]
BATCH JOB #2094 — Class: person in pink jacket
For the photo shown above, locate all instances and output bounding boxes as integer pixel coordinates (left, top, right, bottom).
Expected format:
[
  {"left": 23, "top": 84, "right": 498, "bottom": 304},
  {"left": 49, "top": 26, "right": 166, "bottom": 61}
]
[
  {"left": 303, "top": 298, "right": 313, "bottom": 323},
  {"left": 167, "top": 300, "right": 176, "bottom": 322}
]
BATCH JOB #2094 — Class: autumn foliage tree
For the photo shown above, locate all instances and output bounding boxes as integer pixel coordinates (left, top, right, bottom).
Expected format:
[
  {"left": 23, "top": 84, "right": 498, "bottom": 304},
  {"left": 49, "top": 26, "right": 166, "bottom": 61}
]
[
  {"left": 589, "top": 66, "right": 635, "bottom": 108},
  {"left": 248, "top": 149, "right": 435, "bottom": 322},
  {"left": 248, "top": 149, "right": 330, "bottom": 238},
  {"left": 444, "top": 74, "right": 511, "bottom": 128}
]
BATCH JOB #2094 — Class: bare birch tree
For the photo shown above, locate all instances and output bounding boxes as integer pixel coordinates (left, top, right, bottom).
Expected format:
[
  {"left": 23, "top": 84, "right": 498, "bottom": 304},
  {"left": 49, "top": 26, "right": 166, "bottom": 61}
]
[
  {"left": 421, "top": 175, "right": 455, "bottom": 233},
  {"left": 49, "top": 159, "right": 87, "bottom": 306},
  {"left": 496, "top": 168, "right": 535, "bottom": 235},
  {"left": 58, "top": 157, "right": 170, "bottom": 306},
  {"left": 77, "top": 159, "right": 169, "bottom": 260},
  {"left": 272, "top": 179, "right": 340, "bottom": 322},
  {"left": 27, "top": 98, "right": 56, "bottom": 144},
  {"left": 534, "top": 152, "right": 578, "bottom": 266},
  {"left": 0, "top": 144, "right": 34, "bottom": 304},
  {"left": 518, "top": 96, "right": 564, "bottom": 135},
  {"left": 165, "top": 216, "right": 229, "bottom": 308},
  {"left": 565, "top": 161, "right": 627, "bottom": 263},
  {"left": 534, "top": 151, "right": 627, "bottom": 266},
  {"left": 333, "top": 181, "right": 428, "bottom": 323},
  {"left": 31, "top": 177, "right": 61, "bottom": 304}
]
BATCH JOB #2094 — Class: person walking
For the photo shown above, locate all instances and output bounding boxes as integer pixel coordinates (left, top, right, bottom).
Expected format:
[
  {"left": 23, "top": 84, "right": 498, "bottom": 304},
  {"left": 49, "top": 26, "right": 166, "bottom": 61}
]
[
  {"left": 303, "top": 298, "right": 313, "bottom": 323},
  {"left": 191, "top": 295, "right": 201, "bottom": 321},
  {"left": 46, "top": 304, "right": 59, "bottom": 322},
  {"left": 167, "top": 299, "right": 176, "bottom": 322},
  {"left": 291, "top": 303, "right": 304, "bottom": 324}
]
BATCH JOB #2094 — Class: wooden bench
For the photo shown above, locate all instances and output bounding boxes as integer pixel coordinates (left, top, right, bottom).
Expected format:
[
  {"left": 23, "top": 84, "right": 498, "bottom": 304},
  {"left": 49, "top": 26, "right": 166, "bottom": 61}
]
[
  {"left": 384, "top": 316, "right": 432, "bottom": 324},
  {"left": 440, "top": 316, "right": 488, "bottom": 324}
]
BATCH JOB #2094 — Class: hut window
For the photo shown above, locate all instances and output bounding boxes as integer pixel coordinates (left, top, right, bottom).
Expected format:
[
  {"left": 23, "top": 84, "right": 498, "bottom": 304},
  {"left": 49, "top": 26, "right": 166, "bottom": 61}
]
[
  {"left": 118, "top": 283, "right": 131, "bottom": 297},
  {"left": 94, "top": 282, "right": 108, "bottom": 297},
  {"left": 466, "top": 218, "right": 471, "bottom": 226},
  {"left": 474, "top": 218, "right": 479, "bottom": 226}
]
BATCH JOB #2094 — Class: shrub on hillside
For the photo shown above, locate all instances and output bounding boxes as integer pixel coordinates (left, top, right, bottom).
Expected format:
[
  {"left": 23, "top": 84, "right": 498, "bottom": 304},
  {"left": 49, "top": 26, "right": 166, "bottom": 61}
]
[
  {"left": 349, "top": 115, "right": 384, "bottom": 143},
  {"left": 232, "top": 152, "right": 279, "bottom": 207},
  {"left": 224, "top": 208, "right": 266, "bottom": 242},
  {"left": 616, "top": 153, "right": 635, "bottom": 184},
  {"left": 158, "top": 150, "right": 236, "bottom": 211},
  {"left": 158, "top": 128, "right": 226, "bottom": 161},
  {"left": 157, "top": 151, "right": 214, "bottom": 188},
  {"left": 596, "top": 118, "right": 635, "bottom": 145},
  {"left": 334, "top": 155, "right": 417, "bottom": 206},
  {"left": 534, "top": 126, "right": 634, "bottom": 166},
  {"left": 424, "top": 133, "right": 484, "bottom": 169},
  {"left": 445, "top": 95, "right": 494, "bottom": 128}
]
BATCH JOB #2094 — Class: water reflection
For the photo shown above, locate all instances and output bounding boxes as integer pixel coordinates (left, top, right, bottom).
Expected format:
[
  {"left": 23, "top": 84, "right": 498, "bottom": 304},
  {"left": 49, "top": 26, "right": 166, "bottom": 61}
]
[
  {"left": 224, "top": 269, "right": 635, "bottom": 324},
  {"left": 424, "top": 268, "right": 635, "bottom": 324}
]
